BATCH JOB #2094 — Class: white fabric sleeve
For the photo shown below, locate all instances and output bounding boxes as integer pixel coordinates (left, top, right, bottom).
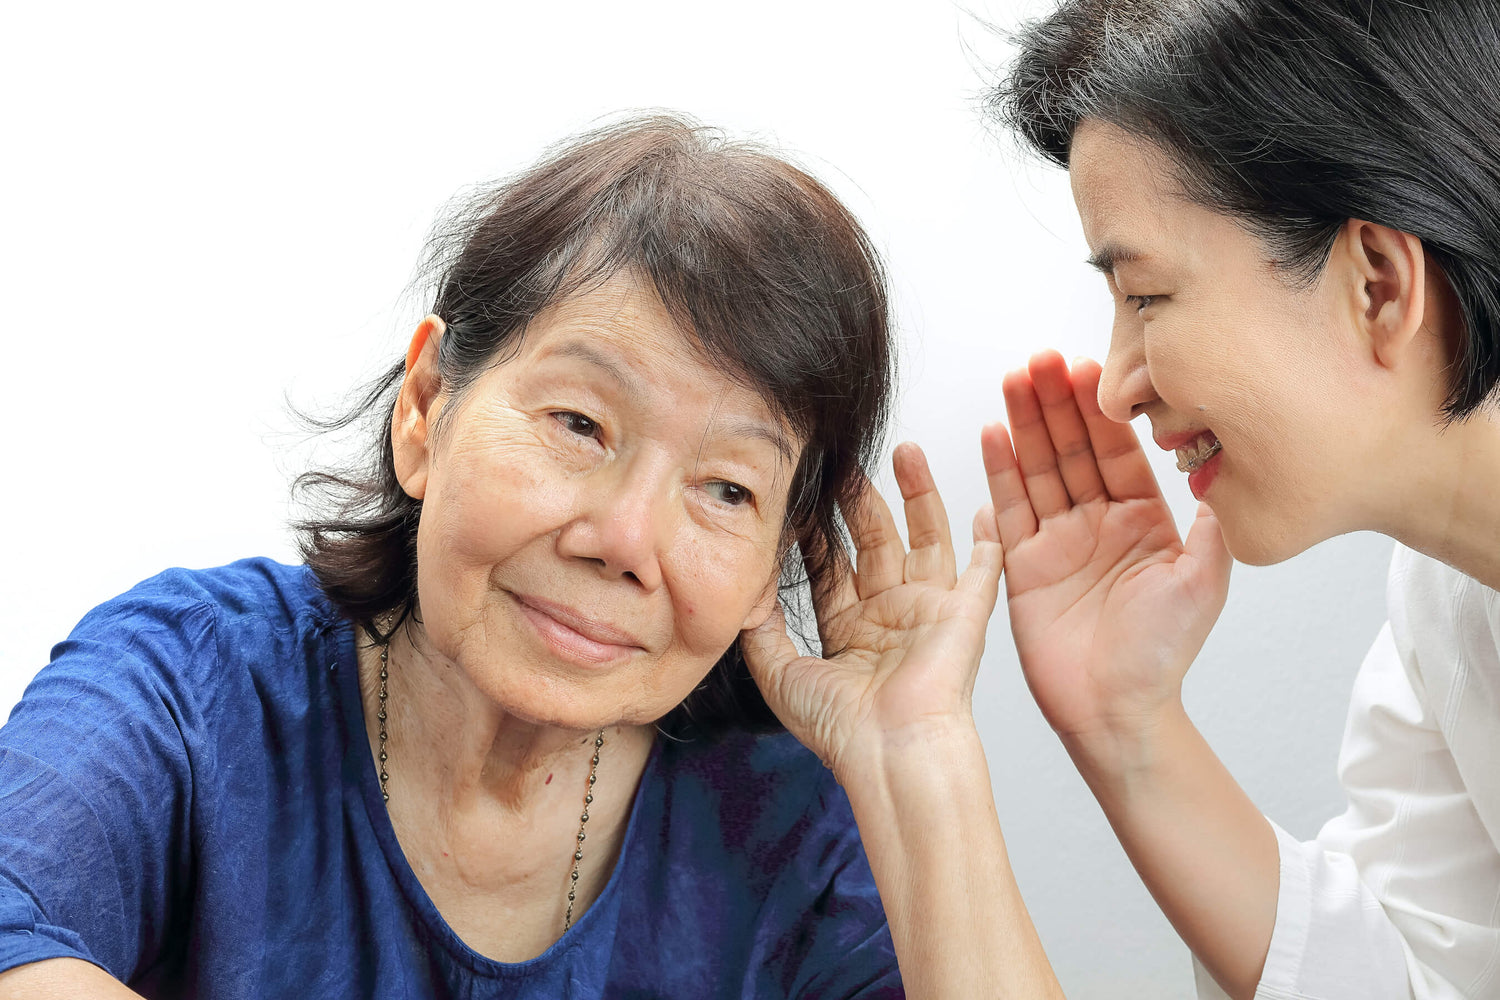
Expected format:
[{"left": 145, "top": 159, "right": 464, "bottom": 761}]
[
  {"left": 1194, "top": 550, "right": 1500, "bottom": 998},
  {"left": 1193, "top": 812, "right": 1412, "bottom": 1000}
]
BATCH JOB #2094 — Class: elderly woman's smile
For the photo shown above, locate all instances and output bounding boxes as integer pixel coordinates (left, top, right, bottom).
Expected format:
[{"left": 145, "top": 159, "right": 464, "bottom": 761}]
[
  {"left": 391, "top": 272, "right": 798, "bottom": 731},
  {"left": 509, "top": 592, "right": 647, "bottom": 667}
]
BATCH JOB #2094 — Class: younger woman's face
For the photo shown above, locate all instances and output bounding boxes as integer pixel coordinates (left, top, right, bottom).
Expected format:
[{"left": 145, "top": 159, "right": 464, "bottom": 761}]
[
  {"left": 1068, "top": 120, "right": 1425, "bottom": 565},
  {"left": 392, "top": 274, "right": 800, "bottom": 731}
]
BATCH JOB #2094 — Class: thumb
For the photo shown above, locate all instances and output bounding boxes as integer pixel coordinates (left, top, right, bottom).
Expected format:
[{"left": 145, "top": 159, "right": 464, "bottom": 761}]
[
  {"left": 739, "top": 600, "right": 801, "bottom": 687},
  {"left": 972, "top": 502, "right": 1002, "bottom": 548},
  {"left": 959, "top": 505, "right": 1004, "bottom": 602},
  {"left": 1184, "top": 502, "right": 1233, "bottom": 593}
]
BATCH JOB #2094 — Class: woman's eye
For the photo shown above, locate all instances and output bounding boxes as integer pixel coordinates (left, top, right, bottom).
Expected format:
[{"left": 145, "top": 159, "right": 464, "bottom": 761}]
[
  {"left": 1124, "top": 294, "right": 1157, "bottom": 312},
  {"left": 705, "top": 480, "right": 753, "bottom": 507},
  {"left": 554, "top": 411, "right": 601, "bottom": 440}
]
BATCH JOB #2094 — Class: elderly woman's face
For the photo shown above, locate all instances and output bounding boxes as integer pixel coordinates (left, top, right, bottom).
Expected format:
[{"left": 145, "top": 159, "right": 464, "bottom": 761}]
[
  {"left": 1068, "top": 120, "right": 1418, "bottom": 565},
  {"left": 392, "top": 275, "right": 798, "bottom": 730}
]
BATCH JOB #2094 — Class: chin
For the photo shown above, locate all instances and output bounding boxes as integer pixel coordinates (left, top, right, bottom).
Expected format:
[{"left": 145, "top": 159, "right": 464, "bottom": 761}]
[
  {"left": 487, "top": 675, "right": 681, "bottom": 734},
  {"left": 501, "top": 699, "right": 612, "bottom": 732},
  {"left": 1215, "top": 509, "right": 1325, "bottom": 567}
]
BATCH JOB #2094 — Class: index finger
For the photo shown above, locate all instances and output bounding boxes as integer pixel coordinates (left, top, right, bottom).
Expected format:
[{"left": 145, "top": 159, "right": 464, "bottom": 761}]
[
  {"left": 893, "top": 442, "right": 957, "bottom": 586},
  {"left": 845, "top": 472, "right": 908, "bottom": 601},
  {"left": 1002, "top": 366, "right": 1073, "bottom": 520},
  {"left": 980, "top": 421, "right": 1039, "bottom": 552},
  {"left": 1070, "top": 359, "right": 1164, "bottom": 502},
  {"left": 1031, "top": 351, "right": 1107, "bottom": 504}
]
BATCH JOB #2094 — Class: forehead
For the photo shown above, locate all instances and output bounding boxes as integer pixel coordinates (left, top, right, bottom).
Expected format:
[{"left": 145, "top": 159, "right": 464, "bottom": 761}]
[
  {"left": 1070, "top": 121, "right": 1180, "bottom": 242},
  {"left": 525, "top": 274, "right": 695, "bottom": 364},
  {"left": 1068, "top": 120, "right": 1225, "bottom": 275},
  {"left": 510, "top": 274, "right": 795, "bottom": 447}
]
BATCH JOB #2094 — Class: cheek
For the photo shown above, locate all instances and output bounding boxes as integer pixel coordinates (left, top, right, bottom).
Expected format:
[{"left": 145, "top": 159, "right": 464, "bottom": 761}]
[
  {"left": 1149, "top": 293, "right": 1338, "bottom": 435},
  {"left": 666, "top": 535, "right": 777, "bottom": 655},
  {"left": 413, "top": 437, "right": 581, "bottom": 636},
  {"left": 428, "top": 430, "right": 578, "bottom": 556}
]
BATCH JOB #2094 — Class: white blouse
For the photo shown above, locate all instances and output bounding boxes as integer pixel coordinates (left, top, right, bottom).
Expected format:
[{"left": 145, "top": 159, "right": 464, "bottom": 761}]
[{"left": 1197, "top": 544, "right": 1500, "bottom": 1000}]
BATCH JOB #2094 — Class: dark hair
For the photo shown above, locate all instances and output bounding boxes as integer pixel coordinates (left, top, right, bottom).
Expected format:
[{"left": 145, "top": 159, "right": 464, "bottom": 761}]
[
  {"left": 991, "top": 0, "right": 1500, "bottom": 418},
  {"left": 294, "top": 114, "right": 893, "bottom": 738}
]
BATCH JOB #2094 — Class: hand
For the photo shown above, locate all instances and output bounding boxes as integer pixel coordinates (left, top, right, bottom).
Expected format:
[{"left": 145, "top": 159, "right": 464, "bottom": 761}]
[
  {"left": 984, "top": 352, "right": 1232, "bottom": 754},
  {"left": 742, "top": 442, "right": 1002, "bottom": 781}
]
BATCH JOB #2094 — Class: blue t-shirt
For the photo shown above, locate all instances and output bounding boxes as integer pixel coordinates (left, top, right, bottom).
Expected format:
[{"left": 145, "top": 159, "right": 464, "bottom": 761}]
[{"left": 0, "top": 559, "right": 900, "bottom": 998}]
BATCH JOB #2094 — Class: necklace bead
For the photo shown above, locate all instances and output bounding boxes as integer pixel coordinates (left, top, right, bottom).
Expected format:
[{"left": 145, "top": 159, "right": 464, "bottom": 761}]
[
  {"left": 373, "top": 638, "right": 603, "bottom": 933},
  {"left": 564, "top": 729, "right": 604, "bottom": 930}
]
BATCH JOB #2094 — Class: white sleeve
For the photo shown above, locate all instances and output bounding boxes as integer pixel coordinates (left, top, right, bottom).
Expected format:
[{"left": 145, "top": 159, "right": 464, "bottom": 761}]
[{"left": 1194, "top": 553, "right": 1500, "bottom": 998}]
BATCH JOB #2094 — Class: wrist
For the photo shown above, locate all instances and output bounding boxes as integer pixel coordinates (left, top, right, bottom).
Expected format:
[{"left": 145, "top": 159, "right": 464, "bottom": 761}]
[
  {"left": 834, "top": 716, "right": 985, "bottom": 787},
  {"left": 831, "top": 720, "right": 1063, "bottom": 999},
  {"left": 1058, "top": 698, "right": 1196, "bottom": 794},
  {"left": 834, "top": 719, "right": 998, "bottom": 837}
]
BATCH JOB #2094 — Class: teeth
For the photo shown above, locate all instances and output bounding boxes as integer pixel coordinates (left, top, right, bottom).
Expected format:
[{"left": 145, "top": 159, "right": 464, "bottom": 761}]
[{"left": 1175, "top": 436, "right": 1222, "bottom": 473}]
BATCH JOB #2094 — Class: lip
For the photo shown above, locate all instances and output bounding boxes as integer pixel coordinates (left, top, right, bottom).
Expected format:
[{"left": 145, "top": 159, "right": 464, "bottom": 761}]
[
  {"left": 1187, "top": 448, "right": 1224, "bottom": 500},
  {"left": 510, "top": 593, "right": 644, "bottom": 666}
]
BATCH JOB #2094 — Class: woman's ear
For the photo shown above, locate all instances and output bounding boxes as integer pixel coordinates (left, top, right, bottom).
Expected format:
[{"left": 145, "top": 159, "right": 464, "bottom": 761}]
[
  {"left": 391, "top": 315, "right": 447, "bottom": 500},
  {"left": 740, "top": 572, "right": 783, "bottom": 632},
  {"left": 1341, "top": 219, "right": 1427, "bottom": 370}
]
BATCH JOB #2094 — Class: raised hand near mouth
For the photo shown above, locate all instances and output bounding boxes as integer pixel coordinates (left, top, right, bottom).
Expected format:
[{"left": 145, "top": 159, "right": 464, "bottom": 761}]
[
  {"left": 987, "top": 351, "right": 1285, "bottom": 998},
  {"left": 984, "top": 350, "right": 1233, "bottom": 757}
]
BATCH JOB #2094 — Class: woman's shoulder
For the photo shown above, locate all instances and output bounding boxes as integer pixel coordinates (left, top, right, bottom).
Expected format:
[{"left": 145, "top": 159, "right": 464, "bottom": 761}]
[
  {"left": 32, "top": 556, "right": 342, "bottom": 738},
  {"left": 1387, "top": 543, "right": 1498, "bottom": 642},
  {"left": 1385, "top": 545, "right": 1500, "bottom": 702},
  {"left": 60, "top": 557, "right": 336, "bottom": 672},
  {"left": 0, "top": 558, "right": 355, "bottom": 987},
  {"left": 75, "top": 557, "right": 330, "bottom": 636}
]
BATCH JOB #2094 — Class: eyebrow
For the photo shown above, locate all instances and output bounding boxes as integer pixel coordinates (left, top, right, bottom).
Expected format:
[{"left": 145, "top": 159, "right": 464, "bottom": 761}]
[
  {"left": 547, "top": 339, "right": 795, "bottom": 464},
  {"left": 714, "top": 418, "right": 796, "bottom": 464},
  {"left": 548, "top": 340, "right": 647, "bottom": 403},
  {"left": 1085, "top": 243, "right": 1147, "bottom": 275}
]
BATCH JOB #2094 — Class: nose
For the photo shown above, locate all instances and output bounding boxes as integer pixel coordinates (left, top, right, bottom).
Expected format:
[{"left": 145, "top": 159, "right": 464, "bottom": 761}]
[
  {"left": 555, "top": 459, "right": 671, "bottom": 591},
  {"left": 1096, "top": 313, "right": 1157, "bottom": 423}
]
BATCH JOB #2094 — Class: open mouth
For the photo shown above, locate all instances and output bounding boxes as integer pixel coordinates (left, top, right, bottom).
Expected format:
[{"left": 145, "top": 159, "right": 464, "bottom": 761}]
[{"left": 1175, "top": 434, "right": 1222, "bottom": 473}]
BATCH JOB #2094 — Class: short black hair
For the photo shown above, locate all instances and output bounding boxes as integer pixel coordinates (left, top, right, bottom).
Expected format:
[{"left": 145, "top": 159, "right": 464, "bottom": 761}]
[
  {"left": 294, "top": 114, "right": 894, "bottom": 738},
  {"left": 991, "top": 0, "right": 1500, "bottom": 417}
]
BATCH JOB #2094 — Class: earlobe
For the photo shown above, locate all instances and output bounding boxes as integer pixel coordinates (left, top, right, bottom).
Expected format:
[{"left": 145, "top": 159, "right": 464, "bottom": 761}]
[
  {"left": 741, "top": 574, "right": 782, "bottom": 632},
  {"left": 1346, "top": 219, "right": 1426, "bottom": 370},
  {"left": 391, "top": 315, "right": 447, "bottom": 500}
]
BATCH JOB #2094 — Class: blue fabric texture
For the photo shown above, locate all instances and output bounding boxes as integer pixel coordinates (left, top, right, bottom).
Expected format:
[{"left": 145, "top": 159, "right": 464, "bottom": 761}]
[{"left": 0, "top": 558, "right": 901, "bottom": 998}]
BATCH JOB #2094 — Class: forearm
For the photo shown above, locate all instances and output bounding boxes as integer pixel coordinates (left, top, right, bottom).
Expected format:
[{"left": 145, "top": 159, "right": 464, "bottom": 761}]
[
  {"left": 840, "top": 724, "right": 1064, "bottom": 1000},
  {"left": 0, "top": 959, "right": 142, "bottom": 999},
  {"left": 1066, "top": 705, "right": 1278, "bottom": 1000}
]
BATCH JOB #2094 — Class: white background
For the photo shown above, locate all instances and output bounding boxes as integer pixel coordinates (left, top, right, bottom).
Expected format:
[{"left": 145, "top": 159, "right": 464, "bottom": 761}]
[{"left": 1, "top": 2, "right": 1392, "bottom": 995}]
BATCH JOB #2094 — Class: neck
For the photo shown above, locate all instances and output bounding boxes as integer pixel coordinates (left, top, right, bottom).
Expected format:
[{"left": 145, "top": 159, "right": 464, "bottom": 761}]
[
  {"left": 1380, "top": 407, "right": 1500, "bottom": 592},
  {"left": 352, "top": 625, "right": 654, "bottom": 955},
  {"left": 358, "top": 624, "right": 654, "bottom": 812}
]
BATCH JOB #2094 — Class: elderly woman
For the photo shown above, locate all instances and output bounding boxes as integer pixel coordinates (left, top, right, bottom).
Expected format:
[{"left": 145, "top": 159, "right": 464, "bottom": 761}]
[
  {"left": 985, "top": 2, "right": 1500, "bottom": 999},
  {"left": 0, "top": 117, "right": 1061, "bottom": 998}
]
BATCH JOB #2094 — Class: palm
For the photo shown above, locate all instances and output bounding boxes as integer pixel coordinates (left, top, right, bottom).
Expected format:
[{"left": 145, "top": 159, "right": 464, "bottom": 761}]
[
  {"left": 743, "top": 444, "right": 1002, "bottom": 779},
  {"left": 984, "top": 355, "right": 1231, "bottom": 741}
]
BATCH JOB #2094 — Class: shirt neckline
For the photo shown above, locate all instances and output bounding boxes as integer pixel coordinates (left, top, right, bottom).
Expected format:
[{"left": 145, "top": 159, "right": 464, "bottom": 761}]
[{"left": 327, "top": 616, "right": 661, "bottom": 979}]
